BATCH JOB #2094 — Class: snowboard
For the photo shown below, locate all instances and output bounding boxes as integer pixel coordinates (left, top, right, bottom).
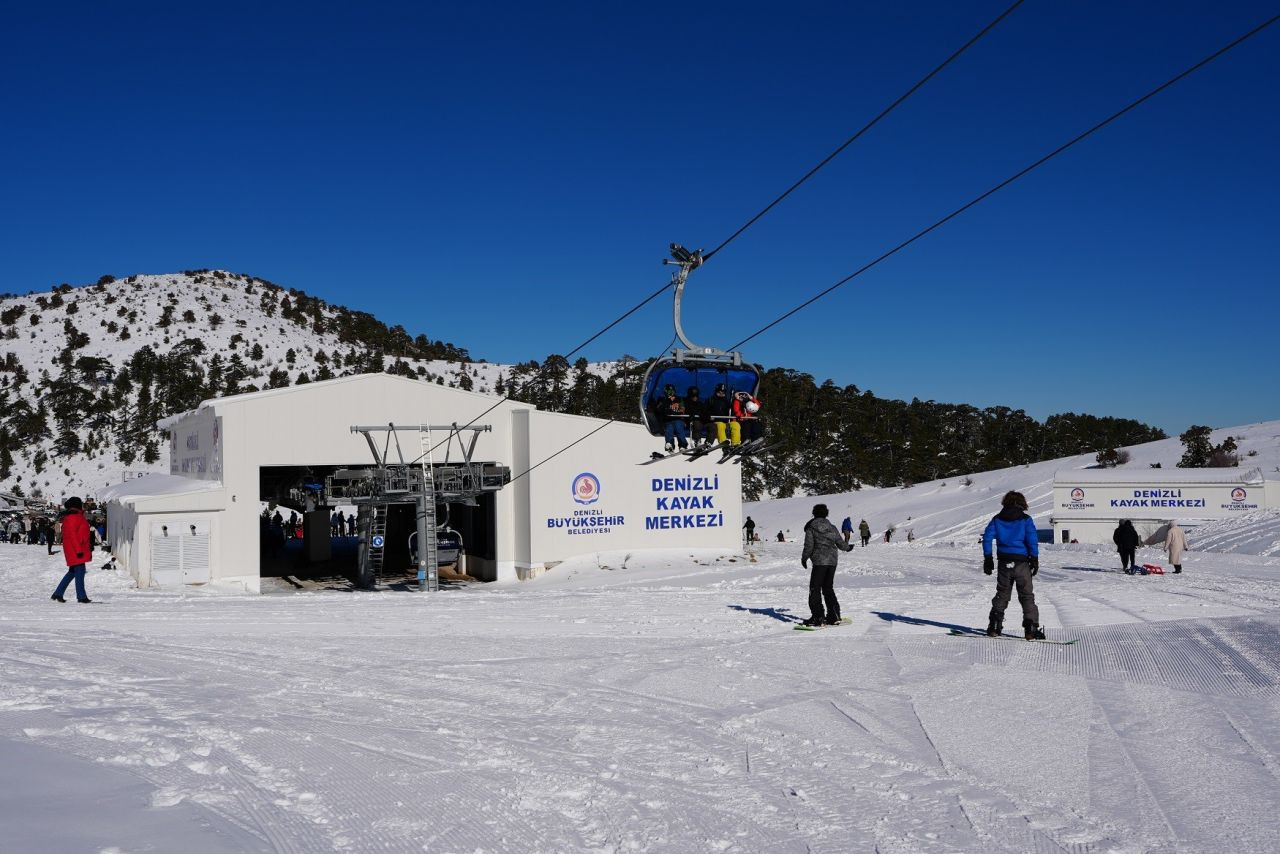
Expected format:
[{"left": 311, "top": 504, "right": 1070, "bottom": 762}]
[
  {"left": 794, "top": 617, "right": 853, "bottom": 631},
  {"left": 947, "top": 629, "right": 1077, "bottom": 645}
]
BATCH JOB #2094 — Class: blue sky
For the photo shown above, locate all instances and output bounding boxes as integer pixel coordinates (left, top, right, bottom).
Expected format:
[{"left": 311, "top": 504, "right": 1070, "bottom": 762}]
[{"left": 3, "top": 1, "right": 1277, "bottom": 434}]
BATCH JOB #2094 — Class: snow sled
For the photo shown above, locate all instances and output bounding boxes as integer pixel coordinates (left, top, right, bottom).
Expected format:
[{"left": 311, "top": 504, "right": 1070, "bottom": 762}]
[{"left": 1142, "top": 563, "right": 1165, "bottom": 575}]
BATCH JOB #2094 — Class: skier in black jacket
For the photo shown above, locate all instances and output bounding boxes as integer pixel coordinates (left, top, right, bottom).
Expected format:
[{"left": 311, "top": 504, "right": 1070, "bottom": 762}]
[
  {"left": 1113, "top": 520, "right": 1141, "bottom": 573},
  {"left": 800, "top": 504, "right": 855, "bottom": 627}
]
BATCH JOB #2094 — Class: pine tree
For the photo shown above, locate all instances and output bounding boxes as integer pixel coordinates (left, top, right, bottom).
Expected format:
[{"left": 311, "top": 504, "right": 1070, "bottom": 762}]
[{"left": 1178, "top": 426, "right": 1213, "bottom": 468}]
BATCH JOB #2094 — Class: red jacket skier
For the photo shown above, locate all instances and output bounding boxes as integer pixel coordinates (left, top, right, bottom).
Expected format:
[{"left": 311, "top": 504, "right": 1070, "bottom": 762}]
[{"left": 52, "top": 497, "right": 93, "bottom": 603}]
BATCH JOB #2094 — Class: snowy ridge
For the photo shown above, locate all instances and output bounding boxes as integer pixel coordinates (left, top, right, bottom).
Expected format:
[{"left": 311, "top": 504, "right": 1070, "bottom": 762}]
[{"left": 0, "top": 271, "right": 616, "bottom": 497}]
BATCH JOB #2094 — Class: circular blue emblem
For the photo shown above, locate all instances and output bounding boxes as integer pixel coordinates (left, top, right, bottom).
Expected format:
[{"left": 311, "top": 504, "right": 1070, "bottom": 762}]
[
  {"left": 572, "top": 472, "right": 601, "bottom": 505},
  {"left": 371, "top": 535, "right": 385, "bottom": 548}
]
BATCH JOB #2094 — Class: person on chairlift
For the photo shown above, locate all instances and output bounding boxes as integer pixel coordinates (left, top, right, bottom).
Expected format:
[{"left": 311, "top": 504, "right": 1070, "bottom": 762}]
[{"left": 655, "top": 384, "right": 690, "bottom": 453}]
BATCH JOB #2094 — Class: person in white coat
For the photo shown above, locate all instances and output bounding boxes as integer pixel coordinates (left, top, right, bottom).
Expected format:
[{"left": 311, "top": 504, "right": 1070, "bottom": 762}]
[{"left": 1165, "top": 521, "right": 1188, "bottom": 574}]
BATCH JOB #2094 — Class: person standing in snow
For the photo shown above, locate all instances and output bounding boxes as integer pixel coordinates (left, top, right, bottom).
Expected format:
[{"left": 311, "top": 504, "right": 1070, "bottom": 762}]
[
  {"left": 1113, "top": 520, "right": 1140, "bottom": 573},
  {"left": 1165, "top": 521, "right": 1188, "bottom": 574},
  {"left": 981, "top": 491, "right": 1044, "bottom": 640},
  {"left": 800, "top": 504, "right": 855, "bottom": 627},
  {"left": 840, "top": 516, "right": 853, "bottom": 543},
  {"left": 51, "top": 497, "right": 92, "bottom": 603},
  {"left": 743, "top": 516, "right": 756, "bottom": 543},
  {"left": 858, "top": 519, "right": 871, "bottom": 547}
]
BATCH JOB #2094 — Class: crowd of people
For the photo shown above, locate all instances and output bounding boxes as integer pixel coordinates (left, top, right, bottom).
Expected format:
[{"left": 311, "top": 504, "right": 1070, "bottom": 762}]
[
  {"left": 653, "top": 383, "right": 763, "bottom": 453},
  {"left": 3, "top": 503, "right": 105, "bottom": 554}
]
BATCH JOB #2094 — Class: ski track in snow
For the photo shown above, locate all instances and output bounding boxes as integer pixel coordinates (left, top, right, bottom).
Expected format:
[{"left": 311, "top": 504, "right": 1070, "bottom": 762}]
[{"left": 3, "top": 540, "right": 1280, "bottom": 852}]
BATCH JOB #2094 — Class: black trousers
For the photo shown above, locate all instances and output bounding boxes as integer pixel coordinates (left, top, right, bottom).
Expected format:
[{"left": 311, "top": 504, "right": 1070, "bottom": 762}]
[
  {"left": 990, "top": 558, "right": 1039, "bottom": 626},
  {"left": 808, "top": 564, "right": 839, "bottom": 622},
  {"left": 1119, "top": 547, "right": 1136, "bottom": 570}
]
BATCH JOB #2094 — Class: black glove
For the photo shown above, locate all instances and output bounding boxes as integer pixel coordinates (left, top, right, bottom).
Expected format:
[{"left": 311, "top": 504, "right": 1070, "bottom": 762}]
[
  {"left": 1028, "top": 556, "right": 1039, "bottom": 576},
  {"left": 800, "top": 558, "right": 808, "bottom": 570},
  {"left": 983, "top": 555, "right": 994, "bottom": 575}
]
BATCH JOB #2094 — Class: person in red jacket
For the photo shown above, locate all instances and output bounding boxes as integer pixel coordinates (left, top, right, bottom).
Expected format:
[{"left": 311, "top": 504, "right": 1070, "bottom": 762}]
[{"left": 52, "top": 497, "right": 92, "bottom": 603}]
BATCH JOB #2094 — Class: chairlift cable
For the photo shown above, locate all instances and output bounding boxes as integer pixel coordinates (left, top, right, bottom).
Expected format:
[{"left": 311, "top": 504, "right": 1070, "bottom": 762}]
[
  {"left": 701, "top": 0, "right": 1029, "bottom": 263},
  {"left": 561, "top": 2, "right": 1026, "bottom": 365},
  {"left": 725, "top": 14, "right": 1280, "bottom": 352}
]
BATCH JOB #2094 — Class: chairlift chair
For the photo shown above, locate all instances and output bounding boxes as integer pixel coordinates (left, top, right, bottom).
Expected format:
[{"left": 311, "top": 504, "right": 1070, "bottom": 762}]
[{"left": 638, "top": 244, "right": 762, "bottom": 436}]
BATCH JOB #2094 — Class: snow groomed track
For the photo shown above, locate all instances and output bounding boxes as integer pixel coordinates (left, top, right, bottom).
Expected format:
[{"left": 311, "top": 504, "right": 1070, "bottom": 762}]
[{"left": 2, "top": 539, "right": 1279, "bottom": 852}]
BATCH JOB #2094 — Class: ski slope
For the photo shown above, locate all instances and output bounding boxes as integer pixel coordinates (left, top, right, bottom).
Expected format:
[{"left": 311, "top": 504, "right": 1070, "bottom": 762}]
[
  {"left": 2, "top": 420, "right": 1277, "bottom": 851},
  {"left": 750, "top": 419, "right": 1280, "bottom": 555},
  {"left": 3, "top": 532, "right": 1279, "bottom": 852}
]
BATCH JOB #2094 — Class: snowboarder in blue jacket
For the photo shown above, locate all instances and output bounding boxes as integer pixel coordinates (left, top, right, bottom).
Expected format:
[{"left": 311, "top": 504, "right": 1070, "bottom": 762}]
[{"left": 981, "top": 491, "right": 1044, "bottom": 640}]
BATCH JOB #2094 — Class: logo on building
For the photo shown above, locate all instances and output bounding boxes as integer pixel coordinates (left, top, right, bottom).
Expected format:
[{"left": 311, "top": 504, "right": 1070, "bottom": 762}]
[
  {"left": 572, "top": 473, "right": 601, "bottom": 505},
  {"left": 1070, "top": 488, "right": 1085, "bottom": 502},
  {"left": 1231, "top": 487, "right": 1247, "bottom": 502}
]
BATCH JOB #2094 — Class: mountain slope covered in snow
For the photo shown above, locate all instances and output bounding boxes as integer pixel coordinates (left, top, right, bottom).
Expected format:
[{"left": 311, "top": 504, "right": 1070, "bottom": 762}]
[{"left": 749, "top": 419, "right": 1280, "bottom": 555}]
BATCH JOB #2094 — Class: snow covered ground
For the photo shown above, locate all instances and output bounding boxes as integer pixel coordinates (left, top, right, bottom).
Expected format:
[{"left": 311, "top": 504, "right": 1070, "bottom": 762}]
[
  {"left": 3, "top": 533, "right": 1279, "bottom": 852},
  {"left": 749, "top": 419, "right": 1280, "bottom": 554}
]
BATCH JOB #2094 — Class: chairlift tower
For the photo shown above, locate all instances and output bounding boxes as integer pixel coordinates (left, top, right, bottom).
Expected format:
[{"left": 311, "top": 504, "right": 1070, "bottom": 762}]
[{"left": 325, "top": 423, "right": 510, "bottom": 591}]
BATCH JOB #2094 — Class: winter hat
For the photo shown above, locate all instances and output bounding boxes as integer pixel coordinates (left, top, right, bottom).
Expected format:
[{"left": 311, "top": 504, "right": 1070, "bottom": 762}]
[
  {"left": 686, "top": 386, "right": 699, "bottom": 396},
  {"left": 714, "top": 383, "right": 726, "bottom": 393},
  {"left": 64, "top": 496, "right": 84, "bottom": 511},
  {"left": 664, "top": 384, "right": 677, "bottom": 395},
  {"left": 1000, "top": 491, "right": 1028, "bottom": 510}
]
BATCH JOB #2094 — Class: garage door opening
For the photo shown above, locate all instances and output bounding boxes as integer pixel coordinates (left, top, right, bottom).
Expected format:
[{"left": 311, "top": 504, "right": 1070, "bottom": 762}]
[{"left": 258, "top": 465, "right": 498, "bottom": 586}]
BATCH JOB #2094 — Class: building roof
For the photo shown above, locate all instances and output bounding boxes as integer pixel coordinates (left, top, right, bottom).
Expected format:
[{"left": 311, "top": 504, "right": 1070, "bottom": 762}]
[
  {"left": 157, "top": 372, "right": 528, "bottom": 430},
  {"left": 1054, "top": 467, "right": 1264, "bottom": 485},
  {"left": 99, "top": 474, "right": 224, "bottom": 504}
]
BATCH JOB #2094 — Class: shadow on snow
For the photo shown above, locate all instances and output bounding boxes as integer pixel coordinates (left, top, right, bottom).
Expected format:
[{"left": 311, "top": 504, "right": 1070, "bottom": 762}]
[
  {"left": 727, "top": 604, "right": 802, "bottom": 624},
  {"left": 873, "top": 611, "right": 979, "bottom": 635}
]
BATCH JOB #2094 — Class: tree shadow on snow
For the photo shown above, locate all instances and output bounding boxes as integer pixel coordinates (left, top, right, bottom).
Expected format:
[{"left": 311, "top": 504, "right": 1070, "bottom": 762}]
[
  {"left": 727, "top": 604, "right": 802, "bottom": 624},
  {"left": 873, "top": 611, "right": 977, "bottom": 634}
]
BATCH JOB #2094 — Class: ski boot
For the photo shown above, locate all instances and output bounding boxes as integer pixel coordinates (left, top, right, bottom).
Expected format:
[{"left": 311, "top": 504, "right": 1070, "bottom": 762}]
[
  {"left": 986, "top": 616, "right": 1002, "bottom": 637},
  {"left": 801, "top": 617, "right": 825, "bottom": 628},
  {"left": 1023, "top": 622, "right": 1046, "bottom": 641}
]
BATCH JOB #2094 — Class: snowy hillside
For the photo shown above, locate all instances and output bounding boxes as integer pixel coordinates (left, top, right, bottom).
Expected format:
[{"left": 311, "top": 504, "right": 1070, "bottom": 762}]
[
  {"left": 749, "top": 419, "right": 1280, "bottom": 555},
  {"left": 0, "top": 272, "right": 622, "bottom": 499}
]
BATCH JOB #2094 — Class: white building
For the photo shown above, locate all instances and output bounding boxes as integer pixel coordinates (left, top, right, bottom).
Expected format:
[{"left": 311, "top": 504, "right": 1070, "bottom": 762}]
[
  {"left": 1050, "top": 467, "right": 1279, "bottom": 544},
  {"left": 100, "top": 374, "right": 742, "bottom": 591}
]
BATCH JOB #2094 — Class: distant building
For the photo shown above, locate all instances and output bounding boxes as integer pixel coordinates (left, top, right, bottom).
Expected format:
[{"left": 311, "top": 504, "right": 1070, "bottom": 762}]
[
  {"left": 1050, "top": 467, "right": 1279, "bottom": 545},
  {"left": 100, "top": 374, "right": 741, "bottom": 591}
]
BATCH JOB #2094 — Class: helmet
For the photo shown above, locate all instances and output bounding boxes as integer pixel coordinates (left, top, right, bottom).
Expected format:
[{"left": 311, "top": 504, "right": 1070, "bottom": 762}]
[{"left": 745, "top": 400, "right": 760, "bottom": 414}]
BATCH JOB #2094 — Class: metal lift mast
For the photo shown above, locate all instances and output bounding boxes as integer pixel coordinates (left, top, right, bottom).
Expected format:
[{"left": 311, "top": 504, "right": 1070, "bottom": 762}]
[{"left": 326, "top": 423, "right": 510, "bottom": 592}]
